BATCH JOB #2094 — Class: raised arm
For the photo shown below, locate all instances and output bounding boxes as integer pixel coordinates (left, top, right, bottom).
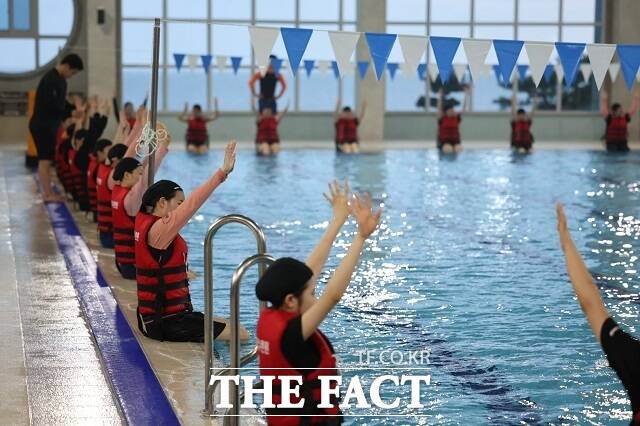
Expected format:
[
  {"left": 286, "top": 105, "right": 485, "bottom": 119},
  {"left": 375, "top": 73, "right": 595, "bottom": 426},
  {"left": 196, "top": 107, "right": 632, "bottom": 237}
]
[
  {"left": 276, "top": 74, "right": 288, "bottom": 99},
  {"left": 147, "top": 142, "right": 236, "bottom": 249},
  {"left": 358, "top": 100, "right": 367, "bottom": 122},
  {"left": 556, "top": 204, "right": 609, "bottom": 342},
  {"left": 207, "top": 98, "right": 219, "bottom": 122},
  {"left": 178, "top": 102, "right": 189, "bottom": 122},
  {"left": 276, "top": 103, "right": 289, "bottom": 122},
  {"left": 113, "top": 111, "right": 130, "bottom": 145},
  {"left": 628, "top": 89, "right": 640, "bottom": 116},
  {"left": 301, "top": 193, "right": 382, "bottom": 340},
  {"left": 436, "top": 88, "right": 444, "bottom": 119},
  {"left": 334, "top": 98, "right": 341, "bottom": 122},
  {"left": 600, "top": 90, "right": 610, "bottom": 118}
]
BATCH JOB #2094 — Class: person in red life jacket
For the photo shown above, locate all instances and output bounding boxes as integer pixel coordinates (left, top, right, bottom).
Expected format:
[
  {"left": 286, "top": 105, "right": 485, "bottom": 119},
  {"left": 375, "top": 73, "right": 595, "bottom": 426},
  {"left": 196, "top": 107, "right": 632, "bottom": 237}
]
[
  {"left": 255, "top": 181, "right": 382, "bottom": 424},
  {"left": 178, "top": 98, "right": 219, "bottom": 154},
  {"left": 68, "top": 128, "right": 89, "bottom": 208},
  {"left": 436, "top": 86, "right": 469, "bottom": 153},
  {"left": 253, "top": 101, "right": 288, "bottom": 156},
  {"left": 249, "top": 54, "right": 287, "bottom": 113},
  {"left": 510, "top": 92, "right": 537, "bottom": 154},
  {"left": 111, "top": 123, "right": 171, "bottom": 279},
  {"left": 556, "top": 204, "right": 640, "bottom": 425},
  {"left": 135, "top": 141, "right": 249, "bottom": 342},
  {"left": 334, "top": 99, "right": 366, "bottom": 154},
  {"left": 600, "top": 89, "right": 640, "bottom": 153},
  {"left": 55, "top": 119, "right": 76, "bottom": 197},
  {"left": 96, "top": 143, "right": 128, "bottom": 248},
  {"left": 87, "top": 139, "right": 112, "bottom": 222}
]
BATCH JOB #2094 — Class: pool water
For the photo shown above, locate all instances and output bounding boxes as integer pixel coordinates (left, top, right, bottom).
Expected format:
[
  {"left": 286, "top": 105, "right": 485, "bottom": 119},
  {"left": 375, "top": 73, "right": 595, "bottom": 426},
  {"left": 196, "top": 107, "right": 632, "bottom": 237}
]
[{"left": 156, "top": 149, "right": 640, "bottom": 425}]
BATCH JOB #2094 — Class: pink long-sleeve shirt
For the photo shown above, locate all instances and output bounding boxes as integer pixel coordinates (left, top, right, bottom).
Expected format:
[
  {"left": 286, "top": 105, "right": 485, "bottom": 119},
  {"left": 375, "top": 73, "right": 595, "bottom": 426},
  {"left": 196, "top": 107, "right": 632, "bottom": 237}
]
[
  {"left": 108, "top": 117, "right": 144, "bottom": 190},
  {"left": 147, "top": 169, "right": 226, "bottom": 250},
  {"left": 123, "top": 146, "right": 168, "bottom": 217}
]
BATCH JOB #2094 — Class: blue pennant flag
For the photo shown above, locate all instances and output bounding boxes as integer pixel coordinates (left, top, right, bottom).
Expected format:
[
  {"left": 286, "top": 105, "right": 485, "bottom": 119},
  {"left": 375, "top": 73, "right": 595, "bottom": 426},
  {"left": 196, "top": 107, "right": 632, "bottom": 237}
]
[
  {"left": 365, "top": 32, "right": 397, "bottom": 80},
  {"left": 271, "top": 57, "right": 284, "bottom": 74},
  {"left": 517, "top": 65, "right": 528, "bottom": 81},
  {"left": 555, "top": 42, "right": 586, "bottom": 87},
  {"left": 493, "top": 39, "right": 524, "bottom": 83},
  {"left": 201, "top": 54, "right": 213, "bottom": 73},
  {"left": 331, "top": 61, "right": 340, "bottom": 79},
  {"left": 430, "top": 36, "right": 461, "bottom": 83},
  {"left": 493, "top": 64, "right": 503, "bottom": 83},
  {"left": 230, "top": 56, "right": 242, "bottom": 75},
  {"left": 543, "top": 64, "right": 554, "bottom": 83},
  {"left": 173, "top": 53, "right": 185, "bottom": 72},
  {"left": 387, "top": 62, "right": 399, "bottom": 80},
  {"left": 417, "top": 63, "right": 426, "bottom": 80},
  {"left": 280, "top": 27, "right": 313, "bottom": 75},
  {"left": 303, "top": 60, "right": 315, "bottom": 77},
  {"left": 357, "top": 61, "right": 369, "bottom": 80},
  {"left": 616, "top": 44, "right": 640, "bottom": 89}
]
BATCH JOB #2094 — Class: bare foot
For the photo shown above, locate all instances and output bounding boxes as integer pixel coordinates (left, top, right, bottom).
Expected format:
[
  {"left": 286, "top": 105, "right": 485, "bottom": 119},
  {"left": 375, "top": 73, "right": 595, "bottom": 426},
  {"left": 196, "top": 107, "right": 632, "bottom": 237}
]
[{"left": 43, "top": 194, "right": 64, "bottom": 203}]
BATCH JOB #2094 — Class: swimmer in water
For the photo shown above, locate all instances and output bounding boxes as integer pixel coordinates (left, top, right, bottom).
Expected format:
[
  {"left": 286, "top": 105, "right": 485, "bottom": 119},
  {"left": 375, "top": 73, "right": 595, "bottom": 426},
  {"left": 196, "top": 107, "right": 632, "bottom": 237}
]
[
  {"left": 436, "top": 86, "right": 469, "bottom": 153},
  {"left": 178, "top": 98, "right": 219, "bottom": 154},
  {"left": 334, "top": 98, "right": 366, "bottom": 154}
]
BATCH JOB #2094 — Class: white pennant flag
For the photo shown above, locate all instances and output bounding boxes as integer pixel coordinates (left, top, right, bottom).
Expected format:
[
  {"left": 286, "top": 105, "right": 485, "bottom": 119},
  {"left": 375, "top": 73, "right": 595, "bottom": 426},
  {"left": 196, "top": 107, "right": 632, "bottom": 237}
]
[
  {"left": 398, "top": 35, "right": 428, "bottom": 76},
  {"left": 329, "top": 31, "right": 360, "bottom": 77},
  {"left": 428, "top": 63, "right": 439, "bottom": 81},
  {"left": 453, "top": 64, "right": 467, "bottom": 82},
  {"left": 479, "top": 63, "right": 493, "bottom": 77},
  {"left": 317, "top": 60, "right": 330, "bottom": 75},
  {"left": 216, "top": 55, "right": 227, "bottom": 73},
  {"left": 462, "top": 39, "right": 491, "bottom": 82},
  {"left": 187, "top": 54, "right": 199, "bottom": 70},
  {"left": 555, "top": 63, "right": 564, "bottom": 83},
  {"left": 609, "top": 63, "right": 620, "bottom": 83},
  {"left": 586, "top": 44, "right": 615, "bottom": 90},
  {"left": 249, "top": 26, "right": 280, "bottom": 69},
  {"left": 580, "top": 63, "right": 592, "bottom": 82},
  {"left": 524, "top": 42, "right": 554, "bottom": 87}
]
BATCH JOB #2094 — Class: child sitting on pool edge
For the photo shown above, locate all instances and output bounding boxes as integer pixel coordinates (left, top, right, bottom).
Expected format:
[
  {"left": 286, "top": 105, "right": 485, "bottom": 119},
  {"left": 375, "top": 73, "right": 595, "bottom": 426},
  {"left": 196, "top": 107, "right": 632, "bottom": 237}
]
[
  {"left": 253, "top": 100, "right": 288, "bottom": 156},
  {"left": 510, "top": 91, "right": 537, "bottom": 154},
  {"left": 436, "top": 86, "right": 469, "bottom": 153},
  {"left": 334, "top": 98, "right": 366, "bottom": 154},
  {"left": 178, "top": 98, "right": 219, "bottom": 154}
]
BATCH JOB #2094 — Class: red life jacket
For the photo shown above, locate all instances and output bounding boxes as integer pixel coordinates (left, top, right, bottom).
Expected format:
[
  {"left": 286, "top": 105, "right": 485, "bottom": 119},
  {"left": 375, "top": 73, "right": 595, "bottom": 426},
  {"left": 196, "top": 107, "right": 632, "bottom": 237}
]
[
  {"left": 335, "top": 118, "right": 359, "bottom": 144},
  {"left": 68, "top": 148, "right": 86, "bottom": 200},
  {"left": 511, "top": 119, "right": 533, "bottom": 148},
  {"left": 256, "top": 117, "right": 279, "bottom": 143},
  {"left": 111, "top": 184, "right": 136, "bottom": 265},
  {"left": 438, "top": 115, "right": 461, "bottom": 145},
  {"left": 55, "top": 126, "right": 67, "bottom": 177},
  {"left": 96, "top": 164, "right": 113, "bottom": 233},
  {"left": 257, "top": 308, "right": 340, "bottom": 425},
  {"left": 186, "top": 117, "right": 208, "bottom": 143},
  {"left": 606, "top": 114, "right": 629, "bottom": 142},
  {"left": 56, "top": 137, "right": 73, "bottom": 193},
  {"left": 135, "top": 213, "right": 191, "bottom": 320},
  {"left": 87, "top": 155, "right": 99, "bottom": 214}
]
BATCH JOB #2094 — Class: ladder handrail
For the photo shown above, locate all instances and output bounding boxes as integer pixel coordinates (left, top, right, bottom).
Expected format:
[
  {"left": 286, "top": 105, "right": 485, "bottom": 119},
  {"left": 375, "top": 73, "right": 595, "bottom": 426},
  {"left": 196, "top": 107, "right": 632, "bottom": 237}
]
[{"left": 203, "top": 214, "right": 267, "bottom": 415}]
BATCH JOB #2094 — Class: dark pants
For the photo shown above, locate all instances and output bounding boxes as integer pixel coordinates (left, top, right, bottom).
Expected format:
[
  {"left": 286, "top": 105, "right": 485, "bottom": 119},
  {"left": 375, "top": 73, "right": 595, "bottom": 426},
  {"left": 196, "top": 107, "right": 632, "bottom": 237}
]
[
  {"left": 99, "top": 231, "right": 114, "bottom": 248},
  {"left": 258, "top": 97, "right": 277, "bottom": 114},
  {"left": 29, "top": 120, "right": 56, "bottom": 161},
  {"left": 606, "top": 140, "right": 630, "bottom": 152},
  {"left": 138, "top": 311, "right": 226, "bottom": 343},
  {"left": 116, "top": 261, "right": 136, "bottom": 280}
]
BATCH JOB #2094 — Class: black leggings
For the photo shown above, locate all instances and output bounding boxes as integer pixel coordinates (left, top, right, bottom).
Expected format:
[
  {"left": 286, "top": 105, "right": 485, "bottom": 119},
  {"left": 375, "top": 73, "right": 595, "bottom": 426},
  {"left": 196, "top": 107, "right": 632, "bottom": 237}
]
[{"left": 138, "top": 311, "right": 226, "bottom": 343}]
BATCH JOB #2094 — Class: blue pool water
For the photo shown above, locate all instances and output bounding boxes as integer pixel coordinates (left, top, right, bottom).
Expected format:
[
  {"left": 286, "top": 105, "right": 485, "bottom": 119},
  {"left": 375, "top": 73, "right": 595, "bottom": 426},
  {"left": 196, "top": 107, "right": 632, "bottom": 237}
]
[{"left": 156, "top": 149, "right": 640, "bottom": 424}]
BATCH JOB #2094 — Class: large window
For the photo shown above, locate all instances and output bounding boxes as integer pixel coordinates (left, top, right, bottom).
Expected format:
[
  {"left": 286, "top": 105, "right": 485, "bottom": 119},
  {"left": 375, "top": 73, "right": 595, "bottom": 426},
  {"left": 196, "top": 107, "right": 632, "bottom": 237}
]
[
  {"left": 0, "top": 0, "right": 76, "bottom": 74},
  {"left": 386, "top": 0, "right": 603, "bottom": 112},
  {"left": 121, "top": 0, "right": 357, "bottom": 112}
]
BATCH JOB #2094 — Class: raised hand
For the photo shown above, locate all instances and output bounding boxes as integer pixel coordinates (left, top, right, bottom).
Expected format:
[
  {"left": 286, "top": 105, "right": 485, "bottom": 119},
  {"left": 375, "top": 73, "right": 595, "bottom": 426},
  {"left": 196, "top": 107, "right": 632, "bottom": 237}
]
[
  {"left": 350, "top": 193, "right": 382, "bottom": 239},
  {"left": 323, "top": 180, "right": 350, "bottom": 222},
  {"left": 556, "top": 203, "right": 571, "bottom": 252},
  {"left": 156, "top": 121, "right": 171, "bottom": 148},
  {"left": 221, "top": 140, "right": 237, "bottom": 175}
]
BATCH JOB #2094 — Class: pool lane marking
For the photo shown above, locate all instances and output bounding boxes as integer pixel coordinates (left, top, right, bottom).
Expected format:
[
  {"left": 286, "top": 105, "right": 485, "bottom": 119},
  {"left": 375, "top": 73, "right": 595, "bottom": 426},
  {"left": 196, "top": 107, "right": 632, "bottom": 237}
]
[{"left": 43, "top": 198, "right": 180, "bottom": 426}]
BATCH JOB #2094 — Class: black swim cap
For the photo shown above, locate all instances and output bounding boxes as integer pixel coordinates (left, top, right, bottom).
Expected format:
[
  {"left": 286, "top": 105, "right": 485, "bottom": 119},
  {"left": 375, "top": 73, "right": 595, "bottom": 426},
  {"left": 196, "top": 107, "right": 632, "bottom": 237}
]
[
  {"left": 113, "top": 157, "right": 141, "bottom": 181},
  {"left": 141, "top": 179, "right": 183, "bottom": 213},
  {"left": 342, "top": 106, "right": 352, "bottom": 112},
  {"left": 517, "top": 108, "right": 526, "bottom": 114},
  {"left": 255, "top": 257, "right": 313, "bottom": 307},
  {"left": 107, "top": 144, "right": 127, "bottom": 162},
  {"left": 94, "top": 139, "right": 113, "bottom": 154}
]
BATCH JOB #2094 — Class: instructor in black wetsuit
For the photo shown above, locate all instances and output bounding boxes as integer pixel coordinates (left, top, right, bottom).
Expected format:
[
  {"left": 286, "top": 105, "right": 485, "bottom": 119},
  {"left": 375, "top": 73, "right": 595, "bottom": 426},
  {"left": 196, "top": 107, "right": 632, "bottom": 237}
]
[
  {"left": 248, "top": 54, "right": 287, "bottom": 113},
  {"left": 29, "top": 53, "right": 83, "bottom": 202}
]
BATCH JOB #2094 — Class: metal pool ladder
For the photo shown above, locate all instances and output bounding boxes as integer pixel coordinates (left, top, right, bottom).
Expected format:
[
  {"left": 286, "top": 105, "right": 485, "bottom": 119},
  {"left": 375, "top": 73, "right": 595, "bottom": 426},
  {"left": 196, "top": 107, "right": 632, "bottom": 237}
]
[{"left": 203, "top": 214, "right": 273, "bottom": 423}]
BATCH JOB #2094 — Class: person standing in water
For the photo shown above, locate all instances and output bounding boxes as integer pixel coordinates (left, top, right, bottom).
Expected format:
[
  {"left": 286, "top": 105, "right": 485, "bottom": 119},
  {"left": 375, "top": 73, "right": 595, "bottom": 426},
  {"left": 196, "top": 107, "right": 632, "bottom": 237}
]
[
  {"left": 510, "top": 92, "right": 537, "bottom": 153},
  {"left": 436, "top": 86, "right": 469, "bottom": 153},
  {"left": 178, "top": 99, "right": 219, "bottom": 154},
  {"left": 600, "top": 89, "right": 640, "bottom": 153},
  {"left": 249, "top": 55, "right": 287, "bottom": 113},
  {"left": 334, "top": 99, "right": 366, "bottom": 154}
]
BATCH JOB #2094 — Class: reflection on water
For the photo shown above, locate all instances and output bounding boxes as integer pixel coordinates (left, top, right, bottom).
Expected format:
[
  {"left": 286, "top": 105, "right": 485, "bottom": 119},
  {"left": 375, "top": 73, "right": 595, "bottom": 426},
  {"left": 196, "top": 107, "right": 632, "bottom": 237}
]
[{"left": 155, "top": 150, "right": 639, "bottom": 424}]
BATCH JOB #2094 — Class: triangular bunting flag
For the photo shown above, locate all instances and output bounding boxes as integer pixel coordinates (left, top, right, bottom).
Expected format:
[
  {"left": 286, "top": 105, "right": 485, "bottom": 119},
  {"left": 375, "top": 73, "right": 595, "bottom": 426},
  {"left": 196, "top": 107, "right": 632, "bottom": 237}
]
[
  {"left": 280, "top": 27, "right": 313, "bottom": 75},
  {"left": 517, "top": 64, "right": 528, "bottom": 81},
  {"left": 586, "top": 44, "right": 616, "bottom": 90},
  {"left": 365, "top": 32, "right": 397, "bottom": 80},
  {"left": 616, "top": 44, "right": 640, "bottom": 89},
  {"left": 187, "top": 54, "right": 199, "bottom": 70},
  {"left": 417, "top": 63, "right": 426, "bottom": 80},
  {"left": 492, "top": 64, "right": 502, "bottom": 83},
  {"left": 249, "top": 26, "right": 280, "bottom": 69},
  {"left": 216, "top": 55, "right": 227, "bottom": 73},
  {"left": 271, "top": 57, "right": 284, "bottom": 74},
  {"left": 357, "top": 61, "right": 369, "bottom": 79},
  {"left": 579, "top": 63, "right": 592, "bottom": 82},
  {"left": 479, "top": 64, "right": 493, "bottom": 77},
  {"left": 453, "top": 64, "right": 467, "bottom": 82},
  {"left": 430, "top": 36, "right": 460, "bottom": 83},
  {"left": 317, "top": 60, "right": 330, "bottom": 75},
  {"left": 555, "top": 63, "right": 564, "bottom": 83},
  {"left": 525, "top": 43, "right": 554, "bottom": 87},
  {"left": 173, "top": 53, "right": 186, "bottom": 72},
  {"left": 398, "top": 35, "right": 428, "bottom": 76},
  {"left": 555, "top": 42, "right": 586, "bottom": 86},
  {"left": 303, "top": 59, "right": 315, "bottom": 78},
  {"left": 493, "top": 39, "right": 524, "bottom": 83},
  {"left": 387, "top": 62, "right": 399, "bottom": 80},
  {"left": 428, "top": 63, "right": 439, "bottom": 82},
  {"left": 543, "top": 64, "right": 554, "bottom": 84},
  {"left": 329, "top": 31, "right": 360, "bottom": 77},
  {"left": 201, "top": 54, "right": 212, "bottom": 73},
  {"left": 230, "top": 56, "right": 242, "bottom": 75},
  {"left": 462, "top": 39, "right": 491, "bottom": 82},
  {"left": 609, "top": 63, "right": 620, "bottom": 82},
  {"left": 331, "top": 60, "right": 340, "bottom": 79}
]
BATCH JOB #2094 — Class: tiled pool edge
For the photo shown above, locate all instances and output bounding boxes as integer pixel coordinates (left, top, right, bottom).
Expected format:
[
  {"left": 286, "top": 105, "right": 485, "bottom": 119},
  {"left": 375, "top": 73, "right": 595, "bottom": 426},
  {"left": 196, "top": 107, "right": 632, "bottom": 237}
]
[{"left": 42, "top": 189, "right": 180, "bottom": 425}]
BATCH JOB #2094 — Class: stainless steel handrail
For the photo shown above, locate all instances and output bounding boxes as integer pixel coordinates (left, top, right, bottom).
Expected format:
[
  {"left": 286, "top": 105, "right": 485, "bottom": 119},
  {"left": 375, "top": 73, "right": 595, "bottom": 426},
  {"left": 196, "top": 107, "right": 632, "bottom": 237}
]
[{"left": 203, "top": 214, "right": 267, "bottom": 415}]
